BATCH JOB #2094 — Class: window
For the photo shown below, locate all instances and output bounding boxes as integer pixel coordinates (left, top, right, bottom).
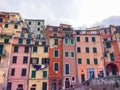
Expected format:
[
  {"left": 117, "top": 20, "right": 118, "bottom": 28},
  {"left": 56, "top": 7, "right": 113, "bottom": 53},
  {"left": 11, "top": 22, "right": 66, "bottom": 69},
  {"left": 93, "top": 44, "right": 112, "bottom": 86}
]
[
  {"left": 93, "top": 47, "right": 97, "bottom": 53},
  {"left": 54, "top": 39, "right": 58, "bottom": 45},
  {"left": 0, "top": 57, "right": 1, "bottom": 64},
  {"left": 7, "top": 82, "right": 12, "bottom": 90},
  {"left": 44, "top": 47, "right": 48, "bottom": 53},
  {"left": 12, "top": 56, "right": 17, "bottom": 63},
  {"left": 43, "top": 71, "right": 47, "bottom": 78},
  {"left": 23, "top": 56, "right": 28, "bottom": 64},
  {"left": 77, "top": 47, "right": 81, "bottom": 53},
  {"left": 33, "top": 47, "right": 37, "bottom": 52},
  {"left": 65, "top": 64, "right": 69, "bottom": 74},
  {"left": 29, "top": 21, "right": 31, "bottom": 25},
  {"left": 21, "top": 69, "right": 26, "bottom": 76},
  {"left": 18, "top": 38, "right": 23, "bottom": 44},
  {"left": 86, "top": 58, "right": 90, "bottom": 64},
  {"left": 64, "top": 38, "right": 68, "bottom": 44},
  {"left": 110, "top": 53, "right": 114, "bottom": 61},
  {"left": 4, "top": 39, "right": 9, "bottom": 43},
  {"left": 28, "top": 34, "right": 31, "bottom": 38},
  {"left": 14, "top": 24, "right": 18, "bottom": 29},
  {"left": 94, "top": 58, "right": 98, "bottom": 64},
  {"left": 54, "top": 63, "right": 58, "bottom": 71},
  {"left": 92, "top": 37, "right": 96, "bottom": 42},
  {"left": 78, "top": 58, "right": 82, "bottom": 64},
  {"left": 21, "top": 33, "right": 24, "bottom": 38},
  {"left": 42, "top": 82, "right": 47, "bottom": 90},
  {"left": 31, "top": 70, "right": 36, "bottom": 78},
  {"left": 54, "top": 50, "right": 59, "bottom": 57},
  {"left": 11, "top": 68, "right": 15, "bottom": 76},
  {"left": 35, "top": 41, "right": 39, "bottom": 45},
  {"left": 106, "top": 42, "right": 111, "bottom": 48},
  {"left": 70, "top": 38, "right": 74, "bottom": 44},
  {"left": 82, "top": 31, "right": 86, "bottom": 34},
  {"left": 42, "top": 58, "right": 50, "bottom": 64},
  {"left": 30, "top": 88, "right": 36, "bottom": 90},
  {"left": 42, "top": 42, "right": 46, "bottom": 45},
  {"left": 71, "top": 52, "right": 74, "bottom": 57},
  {"left": 76, "top": 37, "right": 80, "bottom": 42},
  {"left": 26, "top": 39, "right": 30, "bottom": 44},
  {"left": 85, "top": 37, "right": 88, "bottom": 42},
  {"left": 37, "top": 28, "right": 40, "bottom": 31},
  {"left": 24, "top": 47, "right": 29, "bottom": 53},
  {"left": 31, "top": 58, "right": 39, "bottom": 64},
  {"left": 14, "top": 46, "right": 18, "bottom": 52},
  {"left": 38, "top": 22, "right": 40, "bottom": 25},
  {"left": 0, "top": 45, "right": 3, "bottom": 54},
  {"left": 4, "top": 23, "right": 8, "bottom": 28},
  {"left": 0, "top": 18, "right": 3, "bottom": 22},
  {"left": 65, "top": 52, "right": 69, "bottom": 57},
  {"left": 72, "top": 77, "right": 75, "bottom": 81},
  {"left": 86, "top": 47, "right": 89, "bottom": 53},
  {"left": 104, "top": 53, "right": 107, "bottom": 57}
]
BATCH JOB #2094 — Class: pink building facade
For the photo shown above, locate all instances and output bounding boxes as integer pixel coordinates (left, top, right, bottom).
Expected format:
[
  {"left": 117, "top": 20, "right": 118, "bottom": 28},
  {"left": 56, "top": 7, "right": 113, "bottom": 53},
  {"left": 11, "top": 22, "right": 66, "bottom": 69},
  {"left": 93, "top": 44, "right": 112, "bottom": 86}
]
[
  {"left": 7, "top": 29, "right": 33, "bottom": 90},
  {"left": 62, "top": 27, "right": 77, "bottom": 89}
]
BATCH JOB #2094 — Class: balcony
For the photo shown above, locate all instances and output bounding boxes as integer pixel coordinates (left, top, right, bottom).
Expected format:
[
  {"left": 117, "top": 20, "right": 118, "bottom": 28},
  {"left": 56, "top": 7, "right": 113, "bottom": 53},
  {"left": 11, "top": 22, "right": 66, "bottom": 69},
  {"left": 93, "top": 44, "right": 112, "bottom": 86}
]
[{"left": 0, "top": 49, "right": 6, "bottom": 56}]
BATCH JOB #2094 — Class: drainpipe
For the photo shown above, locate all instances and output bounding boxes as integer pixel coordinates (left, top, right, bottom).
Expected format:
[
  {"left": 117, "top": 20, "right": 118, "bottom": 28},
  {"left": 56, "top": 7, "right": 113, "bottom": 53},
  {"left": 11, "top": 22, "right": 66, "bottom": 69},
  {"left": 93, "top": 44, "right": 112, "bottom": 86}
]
[{"left": 100, "top": 34, "right": 106, "bottom": 77}]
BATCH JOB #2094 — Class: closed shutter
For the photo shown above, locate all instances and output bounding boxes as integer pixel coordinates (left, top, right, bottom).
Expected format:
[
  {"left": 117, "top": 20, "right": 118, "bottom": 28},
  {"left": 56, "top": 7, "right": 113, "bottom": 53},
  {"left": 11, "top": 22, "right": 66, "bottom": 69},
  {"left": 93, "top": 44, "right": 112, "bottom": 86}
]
[
  {"left": 92, "top": 37, "right": 96, "bottom": 42},
  {"left": 65, "top": 64, "right": 69, "bottom": 74},
  {"left": 43, "top": 71, "right": 47, "bottom": 78},
  {"left": 42, "top": 82, "right": 47, "bottom": 90},
  {"left": 71, "top": 38, "right": 74, "bottom": 44},
  {"left": 78, "top": 58, "right": 82, "bottom": 64},
  {"left": 94, "top": 58, "right": 98, "bottom": 64},
  {"left": 31, "top": 71, "right": 36, "bottom": 78},
  {"left": 54, "top": 63, "right": 58, "bottom": 71},
  {"left": 77, "top": 37, "right": 80, "bottom": 42}
]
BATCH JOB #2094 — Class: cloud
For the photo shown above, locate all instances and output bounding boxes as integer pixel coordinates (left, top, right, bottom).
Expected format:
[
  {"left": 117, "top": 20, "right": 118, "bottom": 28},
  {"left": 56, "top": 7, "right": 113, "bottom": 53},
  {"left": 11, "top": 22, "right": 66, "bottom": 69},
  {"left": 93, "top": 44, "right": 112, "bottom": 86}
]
[{"left": 92, "top": 16, "right": 120, "bottom": 27}]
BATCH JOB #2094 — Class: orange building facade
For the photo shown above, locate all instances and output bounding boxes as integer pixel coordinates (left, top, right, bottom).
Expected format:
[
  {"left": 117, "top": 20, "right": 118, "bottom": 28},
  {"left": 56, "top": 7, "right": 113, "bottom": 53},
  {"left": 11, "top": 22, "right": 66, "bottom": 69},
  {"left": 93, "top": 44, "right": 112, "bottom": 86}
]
[{"left": 47, "top": 25, "right": 63, "bottom": 90}]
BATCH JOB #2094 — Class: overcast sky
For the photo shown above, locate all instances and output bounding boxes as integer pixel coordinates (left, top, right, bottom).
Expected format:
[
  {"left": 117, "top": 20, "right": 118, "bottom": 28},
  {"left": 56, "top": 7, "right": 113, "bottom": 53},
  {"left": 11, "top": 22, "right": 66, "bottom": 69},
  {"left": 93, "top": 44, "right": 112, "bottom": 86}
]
[{"left": 1, "top": 0, "right": 120, "bottom": 28}]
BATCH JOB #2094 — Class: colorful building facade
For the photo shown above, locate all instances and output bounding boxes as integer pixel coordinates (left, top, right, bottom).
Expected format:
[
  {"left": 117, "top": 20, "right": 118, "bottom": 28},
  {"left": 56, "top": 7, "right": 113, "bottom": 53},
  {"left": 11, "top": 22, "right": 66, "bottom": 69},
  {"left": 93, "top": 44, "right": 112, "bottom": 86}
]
[
  {"left": 7, "top": 28, "right": 33, "bottom": 90},
  {"left": 74, "top": 30, "right": 105, "bottom": 82},
  {"left": 62, "top": 25, "right": 77, "bottom": 88},
  {"left": 47, "top": 25, "right": 63, "bottom": 90},
  {"left": 29, "top": 40, "right": 49, "bottom": 90}
]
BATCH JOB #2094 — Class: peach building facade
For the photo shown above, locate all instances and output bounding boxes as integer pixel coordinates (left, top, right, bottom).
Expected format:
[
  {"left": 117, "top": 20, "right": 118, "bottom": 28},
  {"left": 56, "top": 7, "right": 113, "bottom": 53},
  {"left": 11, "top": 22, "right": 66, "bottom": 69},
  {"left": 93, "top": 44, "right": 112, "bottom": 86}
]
[{"left": 74, "top": 30, "right": 105, "bottom": 82}]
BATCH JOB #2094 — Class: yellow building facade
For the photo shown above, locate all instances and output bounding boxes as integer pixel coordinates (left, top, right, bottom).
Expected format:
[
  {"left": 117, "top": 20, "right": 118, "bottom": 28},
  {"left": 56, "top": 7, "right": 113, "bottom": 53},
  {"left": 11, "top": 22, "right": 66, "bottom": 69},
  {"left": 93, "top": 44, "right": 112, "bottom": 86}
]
[{"left": 29, "top": 40, "right": 49, "bottom": 90}]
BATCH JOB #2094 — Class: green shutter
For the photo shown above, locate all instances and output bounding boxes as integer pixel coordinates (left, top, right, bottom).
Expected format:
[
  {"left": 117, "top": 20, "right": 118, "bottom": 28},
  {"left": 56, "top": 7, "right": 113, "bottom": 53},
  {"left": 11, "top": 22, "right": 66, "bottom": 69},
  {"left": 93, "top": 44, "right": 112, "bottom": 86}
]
[
  {"left": 106, "top": 42, "right": 111, "bottom": 48},
  {"left": 93, "top": 48, "right": 97, "bottom": 53},
  {"left": 77, "top": 47, "right": 81, "bottom": 53},
  {"left": 4, "top": 39, "right": 9, "bottom": 43},
  {"left": 36, "top": 58, "right": 39, "bottom": 64},
  {"left": 54, "top": 63, "right": 58, "bottom": 71},
  {"left": 43, "top": 71, "right": 47, "bottom": 78},
  {"left": 4, "top": 24, "right": 8, "bottom": 28},
  {"left": 25, "top": 47, "right": 29, "bottom": 53},
  {"left": 18, "top": 39, "right": 23, "bottom": 44},
  {"left": 94, "top": 58, "right": 98, "bottom": 64},
  {"left": 71, "top": 38, "right": 74, "bottom": 44},
  {"left": 65, "top": 52, "right": 68, "bottom": 57},
  {"left": 30, "top": 58, "right": 33, "bottom": 64},
  {"left": 78, "top": 58, "right": 82, "bottom": 64},
  {"left": 86, "top": 47, "right": 89, "bottom": 53},
  {"left": 14, "top": 46, "right": 18, "bottom": 52},
  {"left": 55, "top": 50, "right": 58, "bottom": 57},
  {"left": 85, "top": 37, "right": 88, "bottom": 42},
  {"left": 0, "top": 45, "right": 3, "bottom": 54},
  {"left": 77, "top": 37, "right": 80, "bottom": 42},
  {"left": 14, "top": 24, "right": 18, "bottom": 29},
  {"left": 64, "top": 38, "right": 68, "bottom": 44},
  {"left": 28, "top": 34, "right": 31, "bottom": 38},
  {"left": 33, "top": 47, "right": 37, "bottom": 52},
  {"left": 71, "top": 52, "right": 74, "bottom": 57},
  {"left": 21, "top": 33, "right": 24, "bottom": 38},
  {"left": 44, "top": 47, "right": 48, "bottom": 53},
  {"left": 22, "top": 69, "right": 26, "bottom": 76},
  {"left": 48, "top": 58, "right": 50, "bottom": 64},
  {"left": 42, "top": 82, "right": 47, "bottom": 90},
  {"left": 104, "top": 53, "right": 107, "bottom": 57},
  {"left": 87, "top": 58, "right": 90, "bottom": 64},
  {"left": 31, "top": 70, "right": 36, "bottom": 78},
  {"left": 54, "top": 39, "right": 58, "bottom": 45},
  {"left": 92, "top": 37, "right": 96, "bottom": 42},
  {"left": 26, "top": 39, "right": 30, "bottom": 44},
  {"left": 65, "top": 64, "right": 69, "bottom": 74},
  {"left": 110, "top": 53, "right": 114, "bottom": 61}
]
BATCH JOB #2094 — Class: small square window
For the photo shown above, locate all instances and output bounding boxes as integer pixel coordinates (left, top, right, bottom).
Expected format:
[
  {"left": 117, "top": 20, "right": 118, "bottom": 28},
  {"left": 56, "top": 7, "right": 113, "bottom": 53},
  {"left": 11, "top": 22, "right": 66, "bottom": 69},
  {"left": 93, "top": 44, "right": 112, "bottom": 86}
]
[
  {"left": 4, "top": 39, "right": 9, "bottom": 43},
  {"left": 65, "top": 52, "right": 69, "bottom": 57},
  {"left": 24, "top": 47, "right": 29, "bottom": 53},
  {"left": 14, "top": 24, "right": 18, "bottom": 29},
  {"left": 92, "top": 37, "right": 96, "bottom": 42},
  {"left": 4, "top": 24, "right": 8, "bottom": 28},
  {"left": 44, "top": 47, "right": 48, "bottom": 53}
]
